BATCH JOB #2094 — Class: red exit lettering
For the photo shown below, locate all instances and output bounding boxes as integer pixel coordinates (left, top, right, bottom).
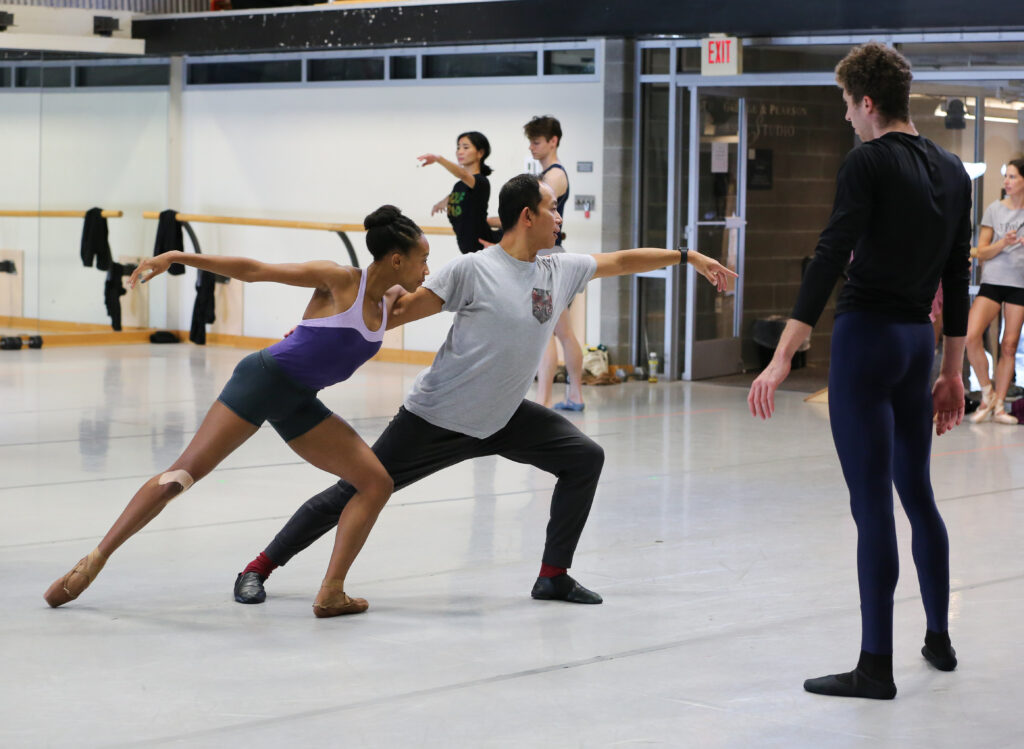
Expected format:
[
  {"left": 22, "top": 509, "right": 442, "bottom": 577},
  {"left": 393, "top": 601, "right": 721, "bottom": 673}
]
[{"left": 707, "top": 39, "right": 732, "bottom": 64}]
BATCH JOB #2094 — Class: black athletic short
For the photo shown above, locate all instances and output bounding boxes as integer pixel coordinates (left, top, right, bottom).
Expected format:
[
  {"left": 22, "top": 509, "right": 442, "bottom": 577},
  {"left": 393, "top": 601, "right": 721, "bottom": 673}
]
[
  {"left": 217, "top": 350, "right": 332, "bottom": 442},
  {"left": 977, "top": 283, "right": 1024, "bottom": 307}
]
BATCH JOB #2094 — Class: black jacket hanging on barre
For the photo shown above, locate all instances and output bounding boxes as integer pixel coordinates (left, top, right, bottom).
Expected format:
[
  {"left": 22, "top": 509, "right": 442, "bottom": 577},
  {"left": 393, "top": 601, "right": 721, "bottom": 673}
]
[
  {"left": 154, "top": 209, "right": 186, "bottom": 275},
  {"left": 104, "top": 262, "right": 127, "bottom": 331},
  {"left": 189, "top": 269, "right": 216, "bottom": 345},
  {"left": 80, "top": 207, "right": 112, "bottom": 271}
]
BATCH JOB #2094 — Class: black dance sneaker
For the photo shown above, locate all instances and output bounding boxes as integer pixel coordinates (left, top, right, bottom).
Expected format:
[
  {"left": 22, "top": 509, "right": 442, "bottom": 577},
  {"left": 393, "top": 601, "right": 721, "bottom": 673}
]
[
  {"left": 234, "top": 571, "right": 266, "bottom": 604},
  {"left": 531, "top": 573, "right": 602, "bottom": 604}
]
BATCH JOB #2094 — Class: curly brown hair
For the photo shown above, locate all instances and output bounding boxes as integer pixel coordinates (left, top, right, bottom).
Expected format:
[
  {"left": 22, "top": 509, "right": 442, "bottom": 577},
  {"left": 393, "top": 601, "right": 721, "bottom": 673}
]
[
  {"left": 834, "top": 42, "right": 912, "bottom": 124},
  {"left": 523, "top": 115, "right": 562, "bottom": 144}
]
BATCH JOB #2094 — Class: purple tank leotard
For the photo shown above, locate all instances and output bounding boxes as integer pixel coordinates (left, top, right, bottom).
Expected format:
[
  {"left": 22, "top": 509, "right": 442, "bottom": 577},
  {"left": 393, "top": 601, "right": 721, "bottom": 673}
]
[{"left": 265, "top": 268, "right": 387, "bottom": 391}]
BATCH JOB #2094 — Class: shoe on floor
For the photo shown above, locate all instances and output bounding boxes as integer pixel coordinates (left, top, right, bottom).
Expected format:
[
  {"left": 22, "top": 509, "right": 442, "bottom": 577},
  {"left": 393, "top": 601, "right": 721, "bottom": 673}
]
[
  {"left": 531, "top": 573, "right": 602, "bottom": 604},
  {"left": 234, "top": 571, "right": 266, "bottom": 604},
  {"left": 992, "top": 409, "right": 1018, "bottom": 425},
  {"left": 44, "top": 548, "right": 107, "bottom": 608},
  {"left": 553, "top": 400, "right": 585, "bottom": 412},
  {"left": 312, "top": 583, "right": 368, "bottom": 618},
  {"left": 804, "top": 667, "right": 896, "bottom": 700}
]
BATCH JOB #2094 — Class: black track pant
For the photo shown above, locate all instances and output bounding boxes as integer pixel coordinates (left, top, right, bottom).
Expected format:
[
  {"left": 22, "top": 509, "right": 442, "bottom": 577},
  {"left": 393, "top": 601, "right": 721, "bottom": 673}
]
[{"left": 265, "top": 401, "right": 605, "bottom": 570}]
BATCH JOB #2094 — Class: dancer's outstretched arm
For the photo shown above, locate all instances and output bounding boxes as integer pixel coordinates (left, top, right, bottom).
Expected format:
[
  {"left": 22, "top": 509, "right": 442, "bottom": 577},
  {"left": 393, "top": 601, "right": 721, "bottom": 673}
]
[
  {"left": 418, "top": 153, "right": 477, "bottom": 188},
  {"left": 593, "top": 248, "right": 736, "bottom": 291},
  {"left": 129, "top": 250, "right": 350, "bottom": 291}
]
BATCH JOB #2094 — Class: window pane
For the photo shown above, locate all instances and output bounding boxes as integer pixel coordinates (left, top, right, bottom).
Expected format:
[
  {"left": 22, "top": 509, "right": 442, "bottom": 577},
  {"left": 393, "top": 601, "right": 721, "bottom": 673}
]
[
  {"left": 544, "top": 49, "right": 594, "bottom": 75},
  {"left": 390, "top": 56, "right": 416, "bottom": 80},
  {"left": 308, "top": 57, "right": 384, "bottom": 82},
  {"left": 0, "top": 68, "right": 9, "bottom": 88},
  {"left": 642, "top": 48, "right": 669, "bottom": 75},
  {"left": 640, "top": 83, "right": 669, "bottom": 248},
  {"left": 423, "top": 52, "right": 536, "bottom": 78},
  {"left": 16, "top": 66, "right": 71, "bottom": 88},
  {"left": 187, "top": 60, "right": 301, "bottom": 85},
  {"left": 76, "top": 64, "right": 170, "bottom": 87},
  {"left": 677, "top": 47, "right": 701, "bottom": 73},
  {"left": 742, "top": 44, "right": 849, "bottom": 73}
]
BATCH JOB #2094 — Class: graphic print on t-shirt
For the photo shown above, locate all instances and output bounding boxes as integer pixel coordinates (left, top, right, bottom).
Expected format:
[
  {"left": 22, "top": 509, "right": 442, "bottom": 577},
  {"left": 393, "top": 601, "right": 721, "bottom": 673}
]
[
  {"left": 447, "top": 190, "right": 464, "bottom": 218},
  {"left": 532, "top": 288, "right": 553, "bottom": 323}
]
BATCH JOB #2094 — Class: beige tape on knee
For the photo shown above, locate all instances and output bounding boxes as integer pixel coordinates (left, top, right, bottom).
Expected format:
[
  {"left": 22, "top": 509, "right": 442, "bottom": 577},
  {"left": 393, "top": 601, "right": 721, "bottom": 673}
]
[{"left": 158, "top": 469, "right": 195, "bottom": 498}]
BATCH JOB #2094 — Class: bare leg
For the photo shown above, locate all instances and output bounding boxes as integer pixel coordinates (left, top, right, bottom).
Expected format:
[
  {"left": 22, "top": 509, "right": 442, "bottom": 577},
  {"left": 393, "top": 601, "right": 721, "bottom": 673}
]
[
  {"left": 992, "top": 303, "right": 1024, "bottom": 422},
  {"left": 966, "top": 296, "right": 1000, "bottom": 391},
  {"left": 535, "top": 336, "right": 559, "bottom": 407},
  {"left": 286, "top": 414, "right": 393, "bottom": 617},
  {"left": 966, "top": 297, "right": 1001, "bottom": 422},
  {"left": 553, "top": 309, "right": 584, "bottom": 405},
  {"left": 44, "top": 401, "right": 258, "bottom": 607}
]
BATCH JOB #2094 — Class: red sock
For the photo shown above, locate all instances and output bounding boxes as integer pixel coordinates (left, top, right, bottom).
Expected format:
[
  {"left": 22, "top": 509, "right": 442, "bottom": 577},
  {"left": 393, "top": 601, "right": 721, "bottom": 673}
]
[
  {"left": 242, "top": 551, "right": 278, "bottom": 579},
  {"left": 539, "top": 563, "right": 566, "bottom": 578}
]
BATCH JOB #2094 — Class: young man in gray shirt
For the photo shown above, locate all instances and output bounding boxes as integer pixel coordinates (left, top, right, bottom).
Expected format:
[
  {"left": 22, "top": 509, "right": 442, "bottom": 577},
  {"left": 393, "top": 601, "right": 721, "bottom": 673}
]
[{"left": 234, "top": 174, "right": 735, "bottom": 613}]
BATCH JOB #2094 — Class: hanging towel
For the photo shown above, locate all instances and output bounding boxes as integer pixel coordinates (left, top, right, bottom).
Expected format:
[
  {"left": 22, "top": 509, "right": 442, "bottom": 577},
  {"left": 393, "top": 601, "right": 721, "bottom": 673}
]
[
  {"left": 104, "top": 261, "right": 126, "bottom": 331},
  {"left": 81, "top": 207, "right": 112, "bottom": 271},
  {"left": 189, "top": 269, "right": 217, "bottom": 345},
  {"left": 154, "top": 209, "right": 186, "bottom": 275}
]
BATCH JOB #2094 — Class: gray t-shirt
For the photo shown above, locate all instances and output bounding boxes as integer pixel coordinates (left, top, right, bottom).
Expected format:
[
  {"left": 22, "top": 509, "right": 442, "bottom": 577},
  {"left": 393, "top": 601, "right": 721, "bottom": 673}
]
[
  {"left": 404, "top": 244, "right": 597, "bottom": 438},
  {"left": 980, "top": 200, "right": 1024, "bottom": 288}
]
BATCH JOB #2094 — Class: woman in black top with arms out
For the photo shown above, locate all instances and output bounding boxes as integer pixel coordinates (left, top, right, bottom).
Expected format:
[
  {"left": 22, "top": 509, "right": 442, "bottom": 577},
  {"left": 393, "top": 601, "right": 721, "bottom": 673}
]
[
  {"left": 748, "top": 43, "right": 969, "bottom": 700},
  {"left": 420, "top": 131, "right": 496, "bottom": 254}
]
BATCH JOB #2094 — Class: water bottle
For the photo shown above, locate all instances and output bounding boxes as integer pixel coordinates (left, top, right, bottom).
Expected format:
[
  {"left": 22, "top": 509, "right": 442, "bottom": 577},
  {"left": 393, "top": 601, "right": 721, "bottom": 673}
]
[{"left": 647, "top": 351, "right": 659, "bottom": 383}]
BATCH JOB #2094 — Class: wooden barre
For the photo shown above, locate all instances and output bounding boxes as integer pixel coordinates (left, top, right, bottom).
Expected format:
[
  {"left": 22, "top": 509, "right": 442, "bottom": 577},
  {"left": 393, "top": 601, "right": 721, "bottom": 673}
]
[
  {"left": 142, "top": 211, "right": 454, "bottom": 236},
  {"left": 0, "top": 210, "right": 123, "bottom": 219}
]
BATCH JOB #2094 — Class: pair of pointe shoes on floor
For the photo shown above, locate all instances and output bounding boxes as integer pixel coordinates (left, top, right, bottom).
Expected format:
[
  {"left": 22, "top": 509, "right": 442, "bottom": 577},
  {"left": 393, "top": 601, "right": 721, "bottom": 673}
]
[
  {"left": 44, "top": 549, "right": 366, "bottom": 618},
  {"left": 971, "top": 385, "right": 1018, "bottom": 424}
]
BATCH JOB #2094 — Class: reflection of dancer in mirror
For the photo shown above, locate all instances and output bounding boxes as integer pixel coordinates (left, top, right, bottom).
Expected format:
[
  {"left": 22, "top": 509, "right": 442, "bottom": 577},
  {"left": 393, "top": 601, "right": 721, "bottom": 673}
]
[
  {"left": 44, "top": 206, "right": 431, "bottom": 618},
  {"left": 523, "top": 116, "right": 587, "bottom": 411},
  {"left": 420, "top": 131, "right": 497, "bottom": 255},
  {"left": 233, "top": 173, "right": 737, "bottom": 609},
  {"left": 748, "top": 43, "right": 969, "bottom": 699},
  {"left": 966, "top": 158, "right": 1024, "bottom": 424}
]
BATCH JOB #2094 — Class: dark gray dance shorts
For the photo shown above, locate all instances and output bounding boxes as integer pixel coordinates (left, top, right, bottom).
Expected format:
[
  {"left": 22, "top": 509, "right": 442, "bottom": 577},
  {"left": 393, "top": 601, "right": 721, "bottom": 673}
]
[{"left": 217, "top": 350, "right": 332, "bottom": 442}]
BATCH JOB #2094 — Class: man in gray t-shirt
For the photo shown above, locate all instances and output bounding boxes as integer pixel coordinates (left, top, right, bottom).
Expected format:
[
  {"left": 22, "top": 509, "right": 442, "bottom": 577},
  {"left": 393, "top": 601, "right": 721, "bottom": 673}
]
[
  {"left": 404, "top": 245, "right": 595, "bottom": 437},
  {"left": 234, "top": 174, "right": 735, "bottom": 612}
]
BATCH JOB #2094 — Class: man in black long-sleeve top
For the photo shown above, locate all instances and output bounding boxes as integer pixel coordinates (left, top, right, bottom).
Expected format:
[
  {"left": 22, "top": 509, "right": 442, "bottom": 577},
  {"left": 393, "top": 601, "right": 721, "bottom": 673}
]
[{"left": 748, "top": 42, "right": 969, "bottom": 699}]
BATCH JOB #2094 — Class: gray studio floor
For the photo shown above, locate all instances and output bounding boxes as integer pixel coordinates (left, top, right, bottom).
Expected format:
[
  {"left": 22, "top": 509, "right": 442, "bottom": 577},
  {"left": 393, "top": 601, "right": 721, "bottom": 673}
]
[{"left": 1, "top": 344, "right": 1021, "bottom": 748}]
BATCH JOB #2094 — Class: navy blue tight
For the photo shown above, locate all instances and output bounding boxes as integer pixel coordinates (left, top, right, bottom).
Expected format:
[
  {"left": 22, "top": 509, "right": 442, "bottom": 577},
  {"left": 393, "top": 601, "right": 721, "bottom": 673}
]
[{"left": 828, "top": 310, "right": 950, "bottom": 655}]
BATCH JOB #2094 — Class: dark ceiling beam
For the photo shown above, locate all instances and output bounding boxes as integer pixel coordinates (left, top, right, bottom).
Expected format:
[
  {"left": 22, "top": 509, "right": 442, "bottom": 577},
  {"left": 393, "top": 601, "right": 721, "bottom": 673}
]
[{"left": 133, "top": 0, "right": 1024, "bottom": 56}]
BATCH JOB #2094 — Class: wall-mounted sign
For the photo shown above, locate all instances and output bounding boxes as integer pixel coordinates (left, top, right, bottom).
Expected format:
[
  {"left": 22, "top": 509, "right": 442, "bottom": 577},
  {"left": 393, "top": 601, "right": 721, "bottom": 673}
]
[{"left": 700, "top": 35, "right": 742, "bottom": 76}]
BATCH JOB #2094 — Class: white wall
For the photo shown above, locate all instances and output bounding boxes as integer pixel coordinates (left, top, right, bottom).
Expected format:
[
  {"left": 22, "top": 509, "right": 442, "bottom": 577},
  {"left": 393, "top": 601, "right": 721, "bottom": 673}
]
[
  {"left": 177, "top": 79, "right": 606, "bottom": 348},
  {"left": 0, "top": 92, "right": 42, "bottom": 318}
]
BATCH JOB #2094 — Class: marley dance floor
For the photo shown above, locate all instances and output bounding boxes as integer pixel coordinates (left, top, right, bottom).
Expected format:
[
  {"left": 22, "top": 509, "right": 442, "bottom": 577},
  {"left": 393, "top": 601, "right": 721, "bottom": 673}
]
[{"left": 1, "top": 344, "right": 1021, "bottom": 748}]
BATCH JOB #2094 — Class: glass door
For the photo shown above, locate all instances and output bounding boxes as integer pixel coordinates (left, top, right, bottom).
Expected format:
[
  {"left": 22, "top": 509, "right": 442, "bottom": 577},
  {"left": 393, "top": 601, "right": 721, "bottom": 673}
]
[{"left": 683, "top": 89, "right": 746, "bottom": 379}]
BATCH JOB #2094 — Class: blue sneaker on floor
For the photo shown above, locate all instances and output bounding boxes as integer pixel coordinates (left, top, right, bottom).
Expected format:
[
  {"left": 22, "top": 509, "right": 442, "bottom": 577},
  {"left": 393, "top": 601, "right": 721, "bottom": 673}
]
[{"left": 553, "top": 400, "right": 585, "bottom": 412}]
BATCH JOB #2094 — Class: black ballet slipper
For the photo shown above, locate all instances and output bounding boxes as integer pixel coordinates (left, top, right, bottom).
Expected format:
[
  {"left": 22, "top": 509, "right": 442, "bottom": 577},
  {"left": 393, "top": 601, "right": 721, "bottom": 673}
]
[{"left": 803, "top": 667, "right": 897, "bottom": 700}]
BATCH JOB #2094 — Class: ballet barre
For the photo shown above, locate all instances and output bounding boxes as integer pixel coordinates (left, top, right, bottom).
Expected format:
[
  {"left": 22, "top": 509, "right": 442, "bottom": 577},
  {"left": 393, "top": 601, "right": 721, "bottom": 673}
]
[
  {"left": 0, "top": 209, "right": 123, "bottom": 218},
  {"left": 143, "top": 211, "right": 455, "bottom": 269}
]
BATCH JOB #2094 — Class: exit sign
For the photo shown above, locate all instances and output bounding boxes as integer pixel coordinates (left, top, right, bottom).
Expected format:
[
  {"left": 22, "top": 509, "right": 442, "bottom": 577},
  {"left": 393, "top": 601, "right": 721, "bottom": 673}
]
[{"left": 701, "top": 35, "right": 742, "bottom": 76}]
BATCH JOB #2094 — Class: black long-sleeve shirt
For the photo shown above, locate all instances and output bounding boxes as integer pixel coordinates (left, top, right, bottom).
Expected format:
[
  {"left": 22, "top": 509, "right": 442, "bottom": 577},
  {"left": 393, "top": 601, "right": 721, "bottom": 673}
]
[{"left": 791, "top": 132, "right": 972, "bottom": 336}]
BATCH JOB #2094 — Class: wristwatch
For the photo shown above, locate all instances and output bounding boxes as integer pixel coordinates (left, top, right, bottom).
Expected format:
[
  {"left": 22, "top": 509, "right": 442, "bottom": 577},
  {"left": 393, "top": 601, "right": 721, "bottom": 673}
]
[{"left": 678, "top": 247, "right": 689, "bottom": 265}]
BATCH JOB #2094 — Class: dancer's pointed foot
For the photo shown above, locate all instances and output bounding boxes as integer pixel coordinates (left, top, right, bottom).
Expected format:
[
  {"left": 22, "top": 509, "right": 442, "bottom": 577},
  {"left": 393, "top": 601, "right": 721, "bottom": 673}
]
[{"left": 44, "top": 548, "right": 107, "bottom": 608}]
